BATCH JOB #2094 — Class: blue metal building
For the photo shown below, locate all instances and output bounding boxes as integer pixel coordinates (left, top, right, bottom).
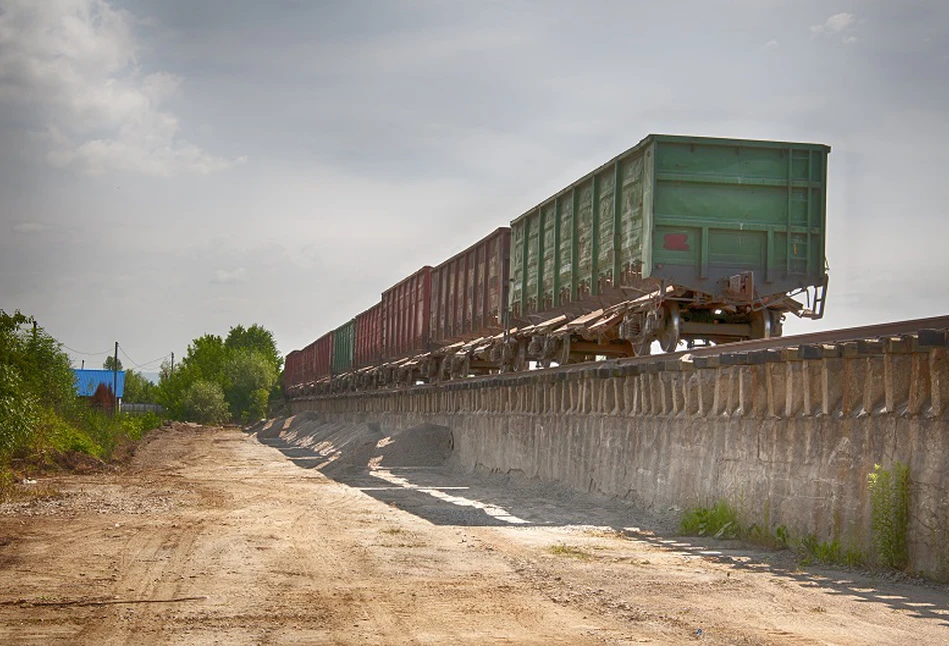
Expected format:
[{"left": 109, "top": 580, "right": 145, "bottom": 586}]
[{"left": 72, "top": 369, "right": 125, "bottom": 398}]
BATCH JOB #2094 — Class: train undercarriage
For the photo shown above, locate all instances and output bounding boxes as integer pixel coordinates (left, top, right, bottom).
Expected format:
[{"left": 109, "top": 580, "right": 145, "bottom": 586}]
[{"left": 288, "top": 280, "right": 828, "bottom": 396}]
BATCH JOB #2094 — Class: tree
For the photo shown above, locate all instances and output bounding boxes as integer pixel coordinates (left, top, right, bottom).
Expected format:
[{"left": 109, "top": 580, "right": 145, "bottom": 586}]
[
  {"left": 157, "top": 334, "right": 227, "bottom": 419},
  {"left": 179, "top": 380, "right": 229, "bottom": 425},
  {"left": 158, "top": 324, "right": 283, "bottom": 424},
  {"left": 224, "top": 349, "right": 277, "bottom": 422},
  {"left": 90, "top": 382, "right": 115, "bottom": 411},
  {"left": 103, "top": 356, "right": 123, "bottom": 371},
  {"left": 225, "top": 324, "right": 282, "bottom": 374},
  {"left": 123, "top": 370, "right": 156, "bottom": 404},
  {"left": 0, "top": 363, "right": 36, "bottom": 455},
  {"left": 1, "top": 310, "right": 75, "bottom": 411},
  {"left": 179, "top": 334, "right": 228, "bottom": 385}
]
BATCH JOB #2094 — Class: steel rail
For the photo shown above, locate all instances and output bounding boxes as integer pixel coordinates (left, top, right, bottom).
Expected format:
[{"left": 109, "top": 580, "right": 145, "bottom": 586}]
[
  {"left": 477, "top": 314, "right": 949, "bottom": 380},
  {"left": 682, "top": 314, "right": 949, "bottom": 357},
  {"left": 295, "top": 315, "right": 949, "bottom": 396}
]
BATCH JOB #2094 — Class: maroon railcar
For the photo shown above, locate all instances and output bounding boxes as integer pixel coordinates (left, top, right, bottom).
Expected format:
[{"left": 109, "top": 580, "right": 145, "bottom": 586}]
[
  {"left": 312, "top": 331, "right": 333, "bottom": 379},
  {"left": 300, "top": 332, "right": 334, "bottom": 382},
  {"left": 283, "top": 349, "right": 303, "bottom": 390},
  {"left": 354, "top": 302, "right": 384, "bottom": 368},
  {"left": 301, "top": 341, "right": 316, "bottom": 383},
  {"left": 430, "top": 227, "right": 511, "bottom": 345},
  {"left": 382, "top": 267, "right": 432, "bottom": 359}
]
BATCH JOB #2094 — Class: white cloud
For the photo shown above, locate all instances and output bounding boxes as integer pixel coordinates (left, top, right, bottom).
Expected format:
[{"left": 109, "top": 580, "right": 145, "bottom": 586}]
[
  {"left": 764, "top": 39, "right": 779, "bottom": 49},
  {"left": 810, "top": 13, "right": 855, "bottom": 38},
  {"left": 11, "top": 222, "right": 50, "bottom": 234},
  {"left": 0, "top": 0, "right": 241, "bottom": 177},
  {"left": 211, "top": 268, "right": 248, "bottom": 285}
]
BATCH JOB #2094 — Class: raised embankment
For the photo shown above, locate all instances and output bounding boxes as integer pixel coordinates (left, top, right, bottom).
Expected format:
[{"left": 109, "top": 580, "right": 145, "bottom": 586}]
[{"left": 291, "top": 333, "right": 949, "bottom": 578}]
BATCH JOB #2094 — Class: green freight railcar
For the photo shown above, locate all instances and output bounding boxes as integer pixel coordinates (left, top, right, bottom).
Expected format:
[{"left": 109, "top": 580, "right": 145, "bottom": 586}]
[
  {"left": 509, "top": 134, "right": 829, "bottom": 354},
  {"left": 331, "top": 319, "right": 355, "bottom": 375}
]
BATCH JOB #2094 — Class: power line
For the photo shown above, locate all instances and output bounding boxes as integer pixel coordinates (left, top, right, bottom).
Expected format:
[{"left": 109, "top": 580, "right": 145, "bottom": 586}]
[
  {"left": 61, "top": 343, "right": 113, "bottom": 357},
  {"left": 119, "top": 346, "right": 170, "bottom": 370},
  {"left": 118, "top": 345, "right": 140, "bottom": 366},
  {"left": 62, "top": 340, "right": 170, "bottom": 370}
]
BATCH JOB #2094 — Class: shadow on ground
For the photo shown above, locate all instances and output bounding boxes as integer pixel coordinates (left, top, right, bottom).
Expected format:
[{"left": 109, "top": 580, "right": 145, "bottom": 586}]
[{"left": 251, "top": 416, "right": 949, "bottom": 627}]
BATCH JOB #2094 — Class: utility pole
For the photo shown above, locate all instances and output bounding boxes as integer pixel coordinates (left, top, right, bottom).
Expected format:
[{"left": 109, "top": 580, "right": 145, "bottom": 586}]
[
  {"left": 170, "top": 352, "right": 175, "bottom": 380},
  {"left": 113, "top": 341, "right": 119, "bottom": 416}
]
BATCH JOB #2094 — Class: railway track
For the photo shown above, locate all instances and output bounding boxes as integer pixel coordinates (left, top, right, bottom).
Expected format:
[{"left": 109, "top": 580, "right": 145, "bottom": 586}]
[
  {"left": 299, "top": 315, "right": 949, "bottom": 397},
  {"left": 674, "top": 314, "right": 949, "bottom": 357},
  {"left": 594, "top": 313, "right": 949, "bottom": 373}
]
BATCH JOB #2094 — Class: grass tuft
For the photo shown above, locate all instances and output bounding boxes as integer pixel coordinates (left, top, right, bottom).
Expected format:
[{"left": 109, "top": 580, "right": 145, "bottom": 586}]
[{"left": 547, "top": 544, "right": 592, "bottom": 560}]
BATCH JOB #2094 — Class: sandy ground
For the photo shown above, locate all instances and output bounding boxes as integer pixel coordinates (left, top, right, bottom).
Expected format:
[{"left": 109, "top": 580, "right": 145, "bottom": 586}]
[{"left": 0, "top": 422, "right": 947, "bottom": 645}]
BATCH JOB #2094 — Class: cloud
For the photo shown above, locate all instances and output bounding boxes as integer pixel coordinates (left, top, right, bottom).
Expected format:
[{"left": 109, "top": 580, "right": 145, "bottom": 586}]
[
  {"left": 211, "top": 268, "right": 247, "bottom": 285},
  {"left": 810, "top": 13, "right": 855, "bottom": 38},
  {"left": 0, "top": 0, "right": 241, "bottom": 177},
  {"left": 11, "top": 222, "right": 50, "bottom": 234},
  {"left": 764, "top": 39, "right": 779, "bottom": 49}
]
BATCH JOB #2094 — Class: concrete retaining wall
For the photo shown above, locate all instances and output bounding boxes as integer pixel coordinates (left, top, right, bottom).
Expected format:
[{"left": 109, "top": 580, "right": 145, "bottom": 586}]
[{"left": 292, "top": 339, "right": 949, "bottom": 578}]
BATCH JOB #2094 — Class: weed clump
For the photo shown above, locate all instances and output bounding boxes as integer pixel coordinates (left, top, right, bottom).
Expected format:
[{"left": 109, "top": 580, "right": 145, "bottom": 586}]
[
  {"left": 678, "top": 500, "right": 868, "bottom": 569},
  {"left": 868, "top": 462, "right": 910, "bottom": 570},
  {"left": 679, "top": 500, "right": 740, "bottom": 539}
]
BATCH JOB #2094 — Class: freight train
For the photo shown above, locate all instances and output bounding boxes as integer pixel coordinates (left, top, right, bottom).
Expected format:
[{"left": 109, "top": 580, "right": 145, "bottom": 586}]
[{"left": 285, "top": 134, "right": 830, "bottom": 397}]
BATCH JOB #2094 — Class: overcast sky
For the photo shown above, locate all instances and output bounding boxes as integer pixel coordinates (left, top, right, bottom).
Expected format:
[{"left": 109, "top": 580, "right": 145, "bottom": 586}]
[{"left": 1, "top": 0, "right": 947, "bottom": 371}]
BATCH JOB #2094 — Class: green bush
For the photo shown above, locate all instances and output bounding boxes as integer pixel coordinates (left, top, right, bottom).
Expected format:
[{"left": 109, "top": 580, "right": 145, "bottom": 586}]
[
  {"left": 180, "top": 380, "right": 229, "bottom": 425},
  {"left": 40, "top": 409, "right": 101, "bottom": 458},
  {"left": 0, "top": 363, "right": 38, "bottom": 457},
  {"left": 157, "top": 324, "right": 282, "bottom": 423},
  {"left": 224, "top": 349, "right": 276, "bottom": 422},
  {"left": 0, "top": 309, "right": 163, "bottom": 473}
]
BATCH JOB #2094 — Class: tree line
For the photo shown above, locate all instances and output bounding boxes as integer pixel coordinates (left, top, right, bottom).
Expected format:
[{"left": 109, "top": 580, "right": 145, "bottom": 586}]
[
  {"left": 100, "top": 324, "right": 284, "bottom": 424},
  {"left": 0, "top": 309, "right": 286, "bottom": 481},
  {"left": 154, "top": 324, "right": 284, "bottom": 424},
  {"left": 0, "top": 309, "right": 158, "bottom": 475}
]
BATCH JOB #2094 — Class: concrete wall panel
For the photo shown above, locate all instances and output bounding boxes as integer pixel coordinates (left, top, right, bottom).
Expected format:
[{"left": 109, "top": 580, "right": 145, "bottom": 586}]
[{"left": 292, "top": 343, "right": 949, "bottom": 578}]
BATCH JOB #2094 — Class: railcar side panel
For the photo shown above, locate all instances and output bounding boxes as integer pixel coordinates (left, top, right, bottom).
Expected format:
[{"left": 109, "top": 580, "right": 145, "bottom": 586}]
[
  {"left": 332, "top": 319, "right": 355, "bottom": 374},
  {"left": 382, "top": 267, "right": 431, "bottom": 358},
  {"left": 430, "top": 227, "right": 510, "bottom": 345},
  {"left": 510, "top": 134, "right": 829, "bottom": 321},
  {"left": 354, "top": 303, "right": 383, "bottom": 368},
  {"left": 310, "top": 331, "right": 333, "bottom": 379},
  {"left": 283, "top": 349, "right": 302, "bottom": 390}
]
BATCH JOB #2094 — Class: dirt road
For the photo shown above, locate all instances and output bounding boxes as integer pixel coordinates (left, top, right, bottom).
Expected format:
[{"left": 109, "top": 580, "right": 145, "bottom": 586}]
[{"left": 1, "top": 423, "right": 947, "bottom": 645}]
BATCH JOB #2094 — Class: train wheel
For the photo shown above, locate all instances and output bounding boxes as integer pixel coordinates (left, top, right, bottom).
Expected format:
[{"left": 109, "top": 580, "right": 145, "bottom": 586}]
[
  {"left": 631, "top": 336, "right": 652, "bottom": 356},
  {"left": 658, "top": 303, "right": 681, "bottom": 353}
]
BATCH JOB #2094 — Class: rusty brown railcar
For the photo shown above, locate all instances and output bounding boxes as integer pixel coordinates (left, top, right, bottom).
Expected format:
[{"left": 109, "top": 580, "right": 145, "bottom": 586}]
[
  {"left": 354, "top": 302, "right": 384, "bottom": 368},
  {"left": 283, "top": 349, "right": 303, "bottom": 391},
  {"left": 430, "top": 227, "right": 511, "bottom": 345},
  {"left": 381, "top": 267, "right": 432, "bottom": 359}
]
